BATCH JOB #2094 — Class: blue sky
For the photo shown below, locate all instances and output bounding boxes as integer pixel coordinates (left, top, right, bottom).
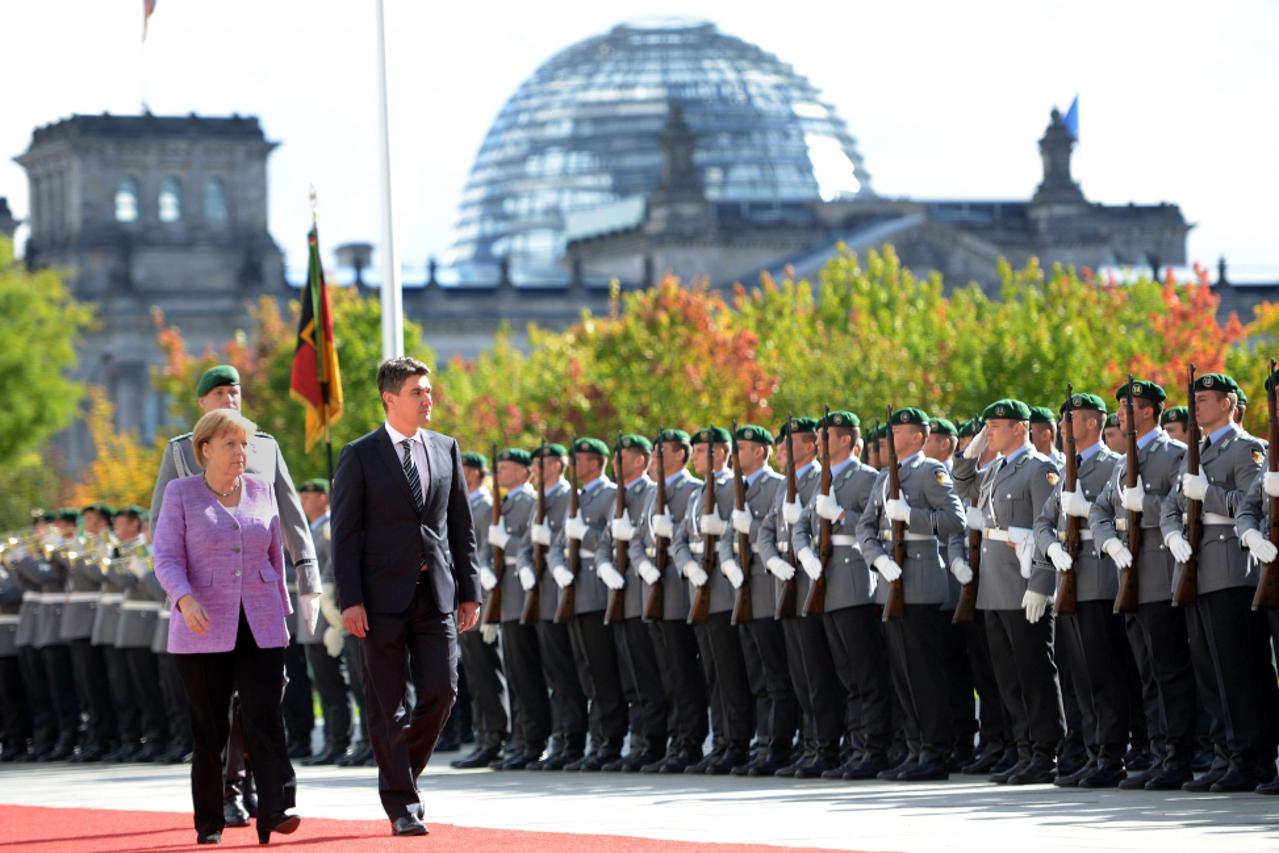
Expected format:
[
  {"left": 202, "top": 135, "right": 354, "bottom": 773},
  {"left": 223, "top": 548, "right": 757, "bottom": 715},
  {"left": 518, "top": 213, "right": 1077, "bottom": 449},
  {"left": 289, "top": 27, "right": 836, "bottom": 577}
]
[{"left": 4, "top": 0, "right": 1275, "bottom": 280}]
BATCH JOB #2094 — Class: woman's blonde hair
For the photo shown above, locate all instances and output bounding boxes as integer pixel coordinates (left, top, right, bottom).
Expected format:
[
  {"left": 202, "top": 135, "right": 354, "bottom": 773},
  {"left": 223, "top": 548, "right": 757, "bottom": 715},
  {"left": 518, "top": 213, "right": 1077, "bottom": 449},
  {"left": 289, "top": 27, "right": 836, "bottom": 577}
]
[{"left": 192, "top": 409, "right": 258, "bottom": 468}]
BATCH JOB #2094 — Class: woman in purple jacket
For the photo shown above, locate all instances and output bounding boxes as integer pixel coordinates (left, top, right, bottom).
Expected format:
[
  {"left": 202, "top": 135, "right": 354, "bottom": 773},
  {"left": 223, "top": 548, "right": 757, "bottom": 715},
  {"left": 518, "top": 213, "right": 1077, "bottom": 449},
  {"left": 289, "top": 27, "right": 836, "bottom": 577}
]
[{"left": 154, "top": 409, "right": 306, "bottom": 845}]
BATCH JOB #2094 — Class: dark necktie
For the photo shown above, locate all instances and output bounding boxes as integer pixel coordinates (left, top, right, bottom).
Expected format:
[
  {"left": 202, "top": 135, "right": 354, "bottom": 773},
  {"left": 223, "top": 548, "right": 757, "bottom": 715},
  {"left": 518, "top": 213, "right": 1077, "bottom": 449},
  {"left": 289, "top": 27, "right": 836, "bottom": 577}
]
[{"left": 401, "top": 439, "right": 424, "bottom": 510}]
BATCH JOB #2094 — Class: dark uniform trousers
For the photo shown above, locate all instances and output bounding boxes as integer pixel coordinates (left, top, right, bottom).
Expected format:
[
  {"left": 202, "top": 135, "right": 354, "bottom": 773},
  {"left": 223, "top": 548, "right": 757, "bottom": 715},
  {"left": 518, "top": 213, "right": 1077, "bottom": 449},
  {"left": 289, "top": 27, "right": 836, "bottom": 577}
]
[
  {"left": 782, "top": 615, "right": 845, "bottom": 750},
  {"left": 305, "top": 644, "right": 352, "bottom": 753},
  {"left": 612, "top": 617, "right": 668, "bottom": 752},
  {"left": 962, "top": 616, "right": 1010, "bottom": 756},
  {"left": 501, "top": 621, "right": 552, "bottom": 750},
  {"left": 17, "top": 647, "right": 54, "bottom": 749},
  {"left": 39, "top": 643, "right": 80, "bottom": 743},
  {"left": 694, "top": 612, "right": 754, "bottom": 749},
  {"left": 69, "top": 638, "right": 116, "bottom": 747},
  {"left": 568, "top": 612, "right": 628, "bottom": 746},
  {"left": 938, "top": 614, "right": 978, "bottom": 755},
  {"left": 647, "top": 619, "right": 707, "bottom": 753},
  {"left": 739, "top": 617, "right": 799, "bottom": 758},
  {"left": 984, "top": 609, "right": 1066, "bottom": 761},
  {"left": 156, "top": 651, "right": 192, "bottom": 750},
  {"left": 123, "top": 648, "right": 169, "bottom": 746},
  {"left": 1058, "top": 602, "right": 1130, "bottom": 760},
  {"left": 458, "top": 629, "right": 507, "bottom": 746},
  {"left": 342, "top": 634, "right": 369, "bottom": 746},
  {"left": 822, "top": 604, "right": 893, "bottom": 759},
  {"left": 0, "top": 656, "right": 32, "bottom": 750},
  {"left": 1056, "top": 632, "right": 1086, "bottom": 762},
  {"left": 535, "top": 621, "right": 588, "bottom": 747},
  {"left": 280, "top": 639, "right": 313, "bottom": 750},
  {"left": 884, "top": 605, "right": 954, "bottom": 760},
  {"left": 101, "top": 645, "right": 140, "bottom": 747}
]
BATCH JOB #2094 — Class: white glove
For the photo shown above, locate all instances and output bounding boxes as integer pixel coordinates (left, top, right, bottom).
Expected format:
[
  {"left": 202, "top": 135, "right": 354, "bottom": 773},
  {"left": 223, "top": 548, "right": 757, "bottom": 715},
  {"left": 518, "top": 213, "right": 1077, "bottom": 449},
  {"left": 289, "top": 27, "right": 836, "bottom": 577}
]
[
  {"left": 1181, "top": 471, "right": 1209, "bottom": 501},
  {"left": 481, "top": 623, "right": 499, "bottom": 644},
  {"left": 1120, "top": 477, "right": 1146, "bottom": 514},
  {"left": 1242, "top": 528, "right": 1278, "bottom": 564},
  {"left": 782, "top": 500, "right": 802, "bottom": 526},
  {"left": 1046, "top": 541, "right": 1073, "bottom": 573},
  {"left": 323, "top": 625, "right": 345, "bottom": 658},
  {"left": 552, "top": 565, "right": 574, "bottom": 588},
  {"left": 873, "top": 554, "right": 902, "bottom": 582},
  {"left": 565, "top": 512, "right": 589, "bottom": 541},
  {"left": 1060, "top": 487, "right": 1091, "bottom": 519},
  {"left": 951, "top": 557, "right": 973, "bottom": 585},
  {"left": 815, "top": 492, "right": 843, "bottom": 521},
  {"left": 518, "top": 567, "right": 536, "bottom": 591},
  {"left": 597, "top": 561, "right": 625, "bottom": 590},
  {"left": 1164, "top": 531, "right": 1193, "bottom": 564},
  {"left": 700, "top": 512, "right": 727, "bottom": 535},
  {"left": 682, "top": 560, "right": 708, "bottom": 587},
  {"left": 610, "top": 515, "right": 636, "bottom": 541},
  {"left": 638, "top": 560, "right": 661, "bottom": 585},
  {"left": 731, "top": 508, "right": 753, "bottom": 535},
  {"left": 963, "top": 425, "right": 989, "bottom": 460},
  {"left": 127, "top": 556, "right": 148, "bottom": 578},
  {"left": 766, "top": 555, "right": 795, "bottom": 581},
  {"left": 965, "top": 506, "right": 986, "bottom": 531},
  {"left": 1265, "top": 471, "right": 1279, "bottom": 498},
  {"left": 721, "top": 558, "right": 744, "bottom": 589},
  {"left": 1022, "top": 589, "right": 1049, "bottom": 623},
  {"left": 650, "top": 513, "right": 674, "bottom": 540},
  {"left": 480, "top": 567, "right": 498, "bottom": 591},
  {"left": 885, "top": 497, "right": 912, "bottom": 524},
  {"left": 797, "top": 547, "right": 823, "bottom": 580},
  {"left": 1102, "top": 537, "right": 1133, "bottom": 570},
  {"left": 1014, "top": 539, "right": 1035, "bottom": 579},
  {"left": 531, "top": 521, "right": 553, "bottom": 546},
  {"left": 299, "top": 593, "right": 320, "bottom": 636},
  {"left": 488, "top": 522, "right": 511, "bottom": 550}
]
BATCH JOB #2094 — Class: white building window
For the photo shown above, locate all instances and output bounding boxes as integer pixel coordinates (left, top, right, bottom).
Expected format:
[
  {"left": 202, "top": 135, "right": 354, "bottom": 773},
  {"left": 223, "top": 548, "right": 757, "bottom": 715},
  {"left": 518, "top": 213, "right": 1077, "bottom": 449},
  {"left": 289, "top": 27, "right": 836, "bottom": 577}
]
[
  {"left": 204, "top": 177, "right": 228, "bottom": 223},
  {"left": 114, "top": 178, "right": 139, "bottom": 223},
  {"left": 159, "top": 177, "right": 182, "bottom": 222}
]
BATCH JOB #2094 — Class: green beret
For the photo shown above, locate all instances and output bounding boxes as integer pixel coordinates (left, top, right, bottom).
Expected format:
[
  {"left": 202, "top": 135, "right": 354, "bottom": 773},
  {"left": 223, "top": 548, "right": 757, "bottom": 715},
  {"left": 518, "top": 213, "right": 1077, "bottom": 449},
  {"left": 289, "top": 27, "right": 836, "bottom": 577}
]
[
  {"left": 196, "top": 364, "right": 241, "bottom": 397},
  {"left": 298, "top": 478, "right": 330, "bottom": 494},
  {"left": 1116, "top": 379, "right": 1167, "bottom": 403},
  {"left": 57, "top": 508, "right": 80, "bottom": 523},
  {"left": 1236, "top": 386, "right": 1249, "bottom": 405},
  {"left": 734, "top": 424, "right": 774, "bottom": 446},
  {"left": 778, "top": 417, "right": 820, "bottom": 438},
  {"left": 1105, "top": 413, "right": 1121, "bottom": 428},
  {"left": 1028, "top": 406, "right": 1057, "bottom": 424},
  {"left": 33, "top": 509, "right": 55, "bottom": 524},
  {"left": 572, "top": 437, "right": 610, "bottom": 458},
  {"left": 820, "top": 410, "right": 861, "bottom": 429},
  {"left": 1063, "top": 392, "right": 1107, "bottom": 414},
  {"left": 83, "top": 503, "right": 115, "bottom": 519},
  {"left": 120, "top": 504, "right": 148, "bottom": 520},
  {"left": 1192, "top": 373, "right": 1239, "bottom": 396},
  {"left": 929, "top": 418, "right": 958, "bottom": 437},
  {"left": 614, "top": 434, "right": 653, "bottom": 454},
  {"left": 691, "top": 426, "right": 731, "bottom": 445},
  {"left": 981, "top": 399, "right": 1031, "bottom": 421},
  {"left": 956, "top": 419, "right": 977, "bottom": 439},
  {"left": 531, "top": 443, "right": 568, "bottom": 460},
  {"left": 654, "top": 428, "right": 691, "bottom": 446},
  {"left": 890, "top": 407, "right": 929, "bottom": 427},
  {"left": 461, "top": 452, "right": 488, "bottom": 470},
  {"left": 1160, "top": 406, "right": 1189, "bottom": 426},
  {"left": 496, "top": 448, "right": 533, "bottom": 466}
]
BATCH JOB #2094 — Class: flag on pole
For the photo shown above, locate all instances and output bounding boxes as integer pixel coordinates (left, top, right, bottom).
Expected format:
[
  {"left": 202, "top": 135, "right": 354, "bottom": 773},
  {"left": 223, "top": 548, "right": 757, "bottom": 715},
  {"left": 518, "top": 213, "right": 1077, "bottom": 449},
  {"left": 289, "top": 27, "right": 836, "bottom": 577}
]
[
  {"left": 1063, "top": 95, "right": 1080, "bottom": 141},
  {"left": 142, "top": 0, "right": 157, "bottom": 42},
  {"left": 290, "top": 227, "right": 344, "bottom": 452}
]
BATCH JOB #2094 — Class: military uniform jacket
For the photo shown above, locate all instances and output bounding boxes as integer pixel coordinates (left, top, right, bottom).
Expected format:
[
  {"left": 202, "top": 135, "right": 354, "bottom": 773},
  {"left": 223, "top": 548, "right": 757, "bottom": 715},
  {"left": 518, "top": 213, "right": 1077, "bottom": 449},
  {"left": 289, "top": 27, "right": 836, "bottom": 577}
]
[
  {"left": 934, "top": 461, "right": 966, "bottom": 610},
  {"left": 757, "top": 462, "right": 823, "bottom": 611},
  {"left": 1088, "top": 429, "right": 1184, "bottom": 605},
  {"left": 14, "top": 548, "right": 68, "bottom": 648},
  {"left": 671, "top": 469, "right": 735, "bottom": 615},
  {"left": 597, "top": 476, "right": 655, "bottom": 620},
  {"left": 470, "top": 489, "right": 493, "bottom": 570},
  {"left": 715, "top": 467, "right": 785, "bottom": 620},
  {"left": 495, "top": 484, "right": 536, "bottom": 623},
  {"left": 628, "top": 469, "right": 701, "bottom": 621},
  {"left": 528, "top": 480, "right": 570, "bottom": 623},
  {"left": 1160, "top": 422, "right": 1264, "bottom": 595},
  {"left": 1235, "top": 473, "right": 1279, "bottom": 572},
  {"left": 551, "top": 477, "right": 615, "bottom": 615},
  {"left": 969, "top": 447, "right": 1059, "bottom": 610},
  {"left": 793, "top": 459, "right": 880, "bottom": 611},
  {"left": 112, "top": 539, "right": 161, "bottom": 649},
  {"left": 1032, "top": 444, "right": 1122, "bottom": 603},
  {"left": 59, "top": 538, "right": 103, "bottom": 641},
  {"left": 12, "top": 552, "right": 40, "bottom": 649},
  {"left": 94, "top": 539, "right": 135, "bottom": 646},
  {"left": 0, "top": 568, "right": 21, "bottom": 656}
]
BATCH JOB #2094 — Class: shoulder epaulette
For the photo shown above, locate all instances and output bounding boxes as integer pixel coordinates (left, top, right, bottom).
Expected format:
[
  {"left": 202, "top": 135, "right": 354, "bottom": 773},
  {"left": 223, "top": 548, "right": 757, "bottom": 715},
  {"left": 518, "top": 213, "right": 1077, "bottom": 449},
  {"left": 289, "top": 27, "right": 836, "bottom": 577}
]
[{"left": 167, "top": 432, "right": 193, "bottom": 445}]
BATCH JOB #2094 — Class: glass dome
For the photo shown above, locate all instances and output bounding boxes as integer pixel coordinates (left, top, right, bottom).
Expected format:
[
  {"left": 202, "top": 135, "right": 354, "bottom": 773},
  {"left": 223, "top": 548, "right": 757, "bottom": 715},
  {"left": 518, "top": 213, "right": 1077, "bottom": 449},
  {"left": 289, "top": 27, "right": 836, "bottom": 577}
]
[{"left": 445, "top": 18, "right": 873, "bottom": 282}]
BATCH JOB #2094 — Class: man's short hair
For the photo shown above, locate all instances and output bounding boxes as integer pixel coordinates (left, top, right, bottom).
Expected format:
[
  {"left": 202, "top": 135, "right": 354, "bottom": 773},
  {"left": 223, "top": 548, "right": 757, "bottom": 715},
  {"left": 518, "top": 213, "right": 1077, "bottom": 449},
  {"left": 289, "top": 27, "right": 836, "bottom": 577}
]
[{"left": 377, "top": 357, "right": 431, "bottom": 411}]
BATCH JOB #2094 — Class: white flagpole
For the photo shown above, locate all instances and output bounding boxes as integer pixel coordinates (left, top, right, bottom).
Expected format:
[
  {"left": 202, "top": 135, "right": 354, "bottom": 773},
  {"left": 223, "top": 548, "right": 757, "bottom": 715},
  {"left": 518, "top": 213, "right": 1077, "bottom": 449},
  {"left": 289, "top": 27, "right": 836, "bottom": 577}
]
[{"left": 375, "top": 0, "right": 404, "bottom": 359}]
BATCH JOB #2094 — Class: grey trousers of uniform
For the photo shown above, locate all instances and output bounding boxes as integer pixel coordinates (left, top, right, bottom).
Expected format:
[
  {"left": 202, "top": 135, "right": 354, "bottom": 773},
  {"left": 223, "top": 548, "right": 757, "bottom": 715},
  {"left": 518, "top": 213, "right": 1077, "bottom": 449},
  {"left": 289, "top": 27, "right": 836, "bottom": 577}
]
[
  {"left": 1058, "top": 601, "right": 1130, "bottom": 760},
  {"left": 984, "top": 609, "right": 1065, "bottom": 761}
]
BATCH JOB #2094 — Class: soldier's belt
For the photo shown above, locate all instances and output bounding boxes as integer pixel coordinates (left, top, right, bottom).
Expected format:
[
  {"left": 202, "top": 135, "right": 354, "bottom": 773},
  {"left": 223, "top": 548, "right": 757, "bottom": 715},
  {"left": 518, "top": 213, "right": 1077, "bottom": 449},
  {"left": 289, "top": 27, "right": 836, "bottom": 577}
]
[
  {"left": 1057, "top": 529, "right": 1094, "bottom": 542},
  {"left": 99, "top": 593, "right": 124, "bottom": 605},
  {"left": 644, "top": 547, "right": 656, "bottom": 558},
  {"left": 579, "top": 549, "right": 596, "bottom": 559},
  {"left": 983, "top": 526, "right": 1033, "bottom": 544},
  {"left": 504, "top": 556, "right": 519, "bottom": 566},
  {"left": 1202, "top": 512, "right": 1235, "bottom": 526},
  {"left": 21, "top": 591, "right": 38, "bottom": 603},
  {"left": 0, "top": 615, "right": 19, "bottom": 626},
  {"left": 877, "top": 530, "right": 936, "bottom": 543},
  {"left": 32, "top": 593, "right": 62, "bottom": 604},
  {"left": 158, "top": 610, "right": 170, "bottom": 619},
  {"left": 689, "top": 542, "right": 704, "bottom": 555},
  {"left": 831, "top": 534, "right": 861, "bottom": 548},
  {"left": 121, "top": 601, "right": 162, "bottom": 612},
  {"left": 65, "top": 591, "right": 102, "bottom": 603},
  {"left": 777, "top": 542, "right": 790, "bottom": 554}
]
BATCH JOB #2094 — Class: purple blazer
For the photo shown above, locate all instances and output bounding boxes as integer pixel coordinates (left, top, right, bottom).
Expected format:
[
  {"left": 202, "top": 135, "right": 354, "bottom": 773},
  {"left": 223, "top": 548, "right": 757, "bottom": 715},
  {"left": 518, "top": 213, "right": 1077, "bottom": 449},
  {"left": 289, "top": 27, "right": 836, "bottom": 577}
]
[{"left": 153, "top": 474, "right": 292, "bottom": 654}]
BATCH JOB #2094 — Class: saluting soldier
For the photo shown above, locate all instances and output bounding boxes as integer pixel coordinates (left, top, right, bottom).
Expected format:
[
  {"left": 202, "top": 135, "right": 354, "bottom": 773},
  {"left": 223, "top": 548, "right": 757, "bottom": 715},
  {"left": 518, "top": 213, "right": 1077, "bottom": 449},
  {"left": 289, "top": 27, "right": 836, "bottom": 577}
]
[
  {"left": 953, "top": 399, "right": 1065, "bottom": 785},
  {"left": 1161, "top": 405, "right": 1190, "bottom": 444}
]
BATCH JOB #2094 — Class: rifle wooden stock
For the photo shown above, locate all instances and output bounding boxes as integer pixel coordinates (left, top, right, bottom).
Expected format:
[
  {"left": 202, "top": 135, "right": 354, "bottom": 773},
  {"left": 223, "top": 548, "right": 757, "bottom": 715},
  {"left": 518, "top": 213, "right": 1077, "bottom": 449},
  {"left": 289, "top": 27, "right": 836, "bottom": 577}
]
[
  {"left": 953, "top": 497, "right": 981, "bottom": 624},
  {"left": 481, "top": 443, "right": 504, "bottom": 626},
  {"left": 554, "top": 446, "right": 580, "bottom": 624},
  {"left": 519, "top": 445, "right": 547, "bottom": 625},
  {"left": 1254, "top": 359, "right": 1279, "bottom": 610},
  {"left": 686, "top": 459, "right": 718, "bottom": 625},
  {"left": 1173, "top": 366, "right": 1201, "bottom": 607},
  {"left": 882, "top": 407, "right": 906, "bottom": 623},
  {"left": 1055, "top": 385, "right": 1080, "bottom": 616},
  {"left": 604, "top": 440, "right": 627, "bottom": 626},
  {"left": 802, "top": 408, "right": 834, "bottom": 616},
  {"left": 729, "top": 421, "right": 753, "bottom": 626},
  {"left": 775, "top": 416, "right": 799, "bottom": 620},
  {"left": 644, "top": 440, "right": 668, "bottom": 622},
  {"left": 1114, "top": 375, "right": 1142, "bottom": 614}
]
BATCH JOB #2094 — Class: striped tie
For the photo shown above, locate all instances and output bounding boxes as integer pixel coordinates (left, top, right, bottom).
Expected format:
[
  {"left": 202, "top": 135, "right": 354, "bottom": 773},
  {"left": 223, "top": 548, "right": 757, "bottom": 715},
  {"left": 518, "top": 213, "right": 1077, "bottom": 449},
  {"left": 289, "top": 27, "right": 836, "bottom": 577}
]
[{"left": 401, "top": 439, "right": 424, "bottom": 510}]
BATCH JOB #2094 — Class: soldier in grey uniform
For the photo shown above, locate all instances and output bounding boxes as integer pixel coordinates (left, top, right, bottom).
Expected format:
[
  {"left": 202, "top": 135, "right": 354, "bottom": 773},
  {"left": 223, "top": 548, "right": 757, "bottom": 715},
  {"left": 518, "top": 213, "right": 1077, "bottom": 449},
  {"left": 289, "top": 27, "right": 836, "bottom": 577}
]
[
  {"left": 1033, "top": 392, "right": 1128, "bottom": 788},
  {"left": 627, "top": 429, "right": 707, "bottom": 773},
  {"left": 1161, "top": 405, "right": 1190, "bottom": 444},
  {"left": 524, "top": 443, "right": 589, "bottom": 771},
  {"left": 11, "top": 511, "right": 57, "bottom": 760},
  {"left": 1031, "top": 406, "right": 1066, "bottom": 470},
  {"left": 758, "top": 417, "right": 845, "bottom": 778},
  {"left": 953, "top": 399, "right": 1064, "bottom": 785},
  {"left": 1089, "top": 380, "right": 1196, "bottom": 791},
  {"left": 858, "top": 408, "right": 966, "bottom": 781},
  {"left": 1162, "top": 372, "right": 1279, "bottom": 792},
  {"left": 0, "top": 536, "right": 33, "bottom": 760},
  {"left": 672, "top": 427, "right": 753, "bottom": 774},
  {"left": 792, "top": 411, "right": 892, "bottom": 780},
  {"left": 1104, "top": 413, "right": 1125, "bottom": 454}
]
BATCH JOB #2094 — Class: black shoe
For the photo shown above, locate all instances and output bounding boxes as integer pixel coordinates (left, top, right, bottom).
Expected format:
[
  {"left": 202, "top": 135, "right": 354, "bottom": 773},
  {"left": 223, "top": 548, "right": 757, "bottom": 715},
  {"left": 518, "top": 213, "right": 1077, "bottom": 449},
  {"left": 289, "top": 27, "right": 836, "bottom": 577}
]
[
  {"left": 1256, "top": 776, "right": 1279, "bottom": 795},
  {"left": 877, "top": 755, "right": 918, "bottom": 781},
  {"left": 1124, "top": 750, "right": 1157, "bottom": 773},
  {"left": 1056, "top": 748, "right": 1087, "bottom": 779},
  {"left": 1054, "top": 758, "right": 1097, "bottom": 788},
  {"left": 791, "top": 753, "right": 841, "bottom": 779},
  {"left": 744, "top": 755, "right": 784, "bottom": 778},
  {"left": 620, "top": 749, "right": 662, "bottom": 773},
  {"left": 1079, "top": 760, "right": 1126, "bottom": 788},
  {"left": 0, "top": 746, "right": 28, "bottom": 762},
  {"left": 990, "top": 749, "right": 1020, "bottom": 776},
  {"left": 535, "top": 748, "right": 582, "bottom": 771},
  {"left": 391, "top": 815, "right": 428, "bottom": 836},
  {"left": 196, "top": 830, "right": 222, "bottom": 844},
  {"left": 898, "top": 757, "right": 949, "bottom": 781},
  {"left": 599, "top": 753, "right": 628, "bottom": 772},
  {"left": 1183, "top": 763, "right": 1228, "bottom": 792},
  {"left": 223, "top": 800, "right": 251, "bottom": 828},
  {"left": 1007, "top": 756, "right": 1056, "bottom": 785},
  {"left": 961, "top": 751, "right": 1002, "bottom": 775},
  {"left": 134, "top": 742, "right": 168, "bottom": 763},
  {"left": 705, "top": 748, "right": 750, "bottom": 775},
  {"left": 42, "top": 735, "right": 76, "bottom": 762},
  {"left": 452, "top": 743, "right": 503, "bottom": 769},
  {"left": 256, "top": 812, "right": 300, "bottom": 845},
  {"left": 991, "top": 757, "right": 1030, "bottom": 785},
  {"left": 842, "top": 756, "right": 888, "bottom": 780},
  {"left": 286, "top": 741, "right": 312, "bottom": 760},
  {"left": 337, "top": 743, "right": 373, "bottom": 767},
  {"left": 1143, "top": 766, "right": 1193, "bottom": 791},
  {"left": 1191, "top": 750, "right": 1214, "bottom": 773},
  {"left": 650, "top": 748, "right": 700, "bottom": 774},
  {"left": 497, "top": 748, "right": 545, "bottom": 771},
  {"left": 685, "top": 749, "right": 722, "bottom": 774},
  {"left": 1209, "top": 766, "right": 1258, "bottom": 793},
  {"left": 304, "top": 745, "right": 346, "bottom": 766},
  {"left": 435, "top": 731, "right": 461, "bottom": 753}
]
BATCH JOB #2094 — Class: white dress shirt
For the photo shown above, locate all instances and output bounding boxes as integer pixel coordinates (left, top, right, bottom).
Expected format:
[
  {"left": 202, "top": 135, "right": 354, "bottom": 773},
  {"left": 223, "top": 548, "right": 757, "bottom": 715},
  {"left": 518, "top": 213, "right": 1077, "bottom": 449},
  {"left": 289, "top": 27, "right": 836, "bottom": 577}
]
[{"left": 385, "top": 421, "right": 430, "bottom": 502}]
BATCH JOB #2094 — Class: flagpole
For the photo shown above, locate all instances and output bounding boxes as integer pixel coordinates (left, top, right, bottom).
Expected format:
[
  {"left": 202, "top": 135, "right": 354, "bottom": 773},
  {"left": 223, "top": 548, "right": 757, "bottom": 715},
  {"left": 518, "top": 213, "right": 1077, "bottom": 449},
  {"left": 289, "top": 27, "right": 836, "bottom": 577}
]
[
  {"left": 374, "top": 0, "right": 404, "bottom": 360},
  {"left": 311, "top": 188, "right": 336, "bottom": 485}
]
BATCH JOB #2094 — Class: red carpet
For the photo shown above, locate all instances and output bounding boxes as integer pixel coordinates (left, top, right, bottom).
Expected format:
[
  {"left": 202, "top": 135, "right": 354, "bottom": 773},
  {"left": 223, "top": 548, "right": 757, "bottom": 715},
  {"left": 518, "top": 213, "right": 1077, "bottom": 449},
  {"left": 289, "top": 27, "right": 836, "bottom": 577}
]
[{"left": 0, "top": 804, "right": 860, "bottom": 852}]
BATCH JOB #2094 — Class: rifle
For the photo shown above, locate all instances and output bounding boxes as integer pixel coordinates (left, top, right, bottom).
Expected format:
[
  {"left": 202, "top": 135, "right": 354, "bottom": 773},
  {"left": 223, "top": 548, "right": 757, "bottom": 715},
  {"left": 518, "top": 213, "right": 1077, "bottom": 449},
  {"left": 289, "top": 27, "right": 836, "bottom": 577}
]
[
  {"left": 802, "top": 407, "right": 833, "bottom": 616},
  {"left": 554, "top": 440, "right": 580, "bottom": 624},
  {"left": 774, "top": 414, "right": 799, "bottom": 620},
  {"left": 1173, "top": 365, "right": 1201, "bottom": 607},
  {"left": 480, "top": 443, "right": 503, "bottom": 626},
  {"left": 604, "top": 435, "right": 628, "bottom": 625},
  {"left": 686, "top": 438, "right": 720, "bottom": 625},
  {"left": 729, "top": 420, "right": 754, "bottom": 626},
  {"left": 1114, "top": 374, "right": 1142, "bottom": 613},
  {"left": 643, "top": 438, "right": 668, "bottom": 622},
  {"left": 881, "top": 406, "right": 906, "bottom": 622},
  {"left": 520, "top": 439, "right": 547, "bottom": 624},
  {"left": 1055, "top": 385, "right": 1080, "bottom": 616},
  {"left": 1254, "top": 359, "right": 1279, "bottom": 610}
]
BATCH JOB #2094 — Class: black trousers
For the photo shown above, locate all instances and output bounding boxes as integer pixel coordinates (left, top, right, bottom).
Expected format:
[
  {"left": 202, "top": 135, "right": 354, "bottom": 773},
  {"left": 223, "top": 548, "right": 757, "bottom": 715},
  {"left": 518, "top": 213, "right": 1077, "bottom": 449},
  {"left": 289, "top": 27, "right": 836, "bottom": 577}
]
[
  {"left": 1056, "top": 628, "right": 1085, "bottom": 761},
  {"left": 939, "top": 611, "right": 977, "bottom": 754},
  {"left": 648, "top": 619, "right": 707, "bottom": 753},
  {"left": 38, "top": 643, "right": 80, "bottom": 740},
  {"left": 567, "top": 611, "right": 628, "bottom": 746},
  {"left": 694, "top": 612, "right": 754, "bottom": 748},
  {"left": 173, "top": 610, "right": 294, "bottom": 837},
  {"left": 458, "top": 628, "right": 507, "bottom": 745},
  {"left": 69, "top": 638, "right": 116, "bottom": 746},
  {"left": 984, "top": 609, "right": 1065, "bottom": 761},
  {"left": 280, "top": 638, "right": 313, "bottom": 749},
  {"left": 305, "top": 643, "right": 352, "bottom": 752},
  {"left": 884, "top": 605, "right": 954, "bottom": 760},
  {"left": 123, "top": 648, "right": 169, "bottom": 744},
  {"left": 534, "top": 620, "right": 587, "bottom": 743},
  {"left": 740, "top": 617, "right": 799, "bottom": 758},
  {"left": 17, "top": 646, "right": 53, "bottom": 749},
  {"left": 738, "top": 624, "right": 769, "bottom": 747},
  {"left": 361, "top": 580, "right": 458, "bottom": 822},
  {"left": 613, "top": 617, "right": 668, "bottom": 750},
  {"left": 342, "top": 635, "right": 368, "bottom": 743},
  {"left": 501, "top": 621, "right": 551, "bottom": 749},
  {"left": 102, "top": 645, "right": 140, "bottom": 745},
  {"left": 0, "top": 655, "right": 32, "bottom": 749},
  {"left": 156, "top": 651, "right": 192, "bottom": 748},
  {"left": 961, "top": 615, "right": 1009, "bottom": 754},
  {"left": 823, "top": 604, "right": 893, "bottom": 758},
  {"left": 1058, "top": 601, "right": 1129, "bottom": 760},
  {"left": 783, "top": 615, "right": 844, "bottom": 747},
  {"left": 1183, "top": 600, "right": 1226, "bottom": 759}
]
